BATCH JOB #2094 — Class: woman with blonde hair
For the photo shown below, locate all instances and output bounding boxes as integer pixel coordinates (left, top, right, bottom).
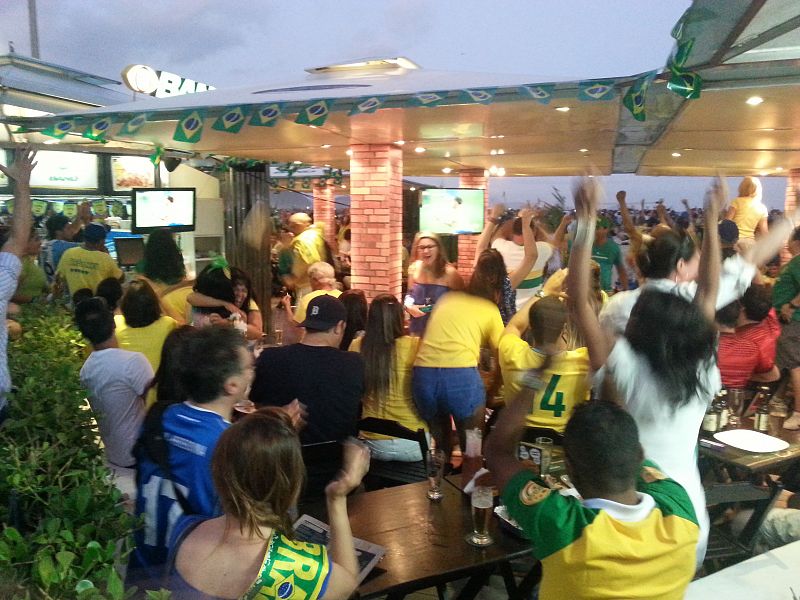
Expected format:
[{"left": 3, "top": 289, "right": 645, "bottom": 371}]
[
  {"left": 727, "top": 176, "right": 768, "bottom": 242},
  {"left": 405, "top": 232, "right": 463, "bottom": 335}
]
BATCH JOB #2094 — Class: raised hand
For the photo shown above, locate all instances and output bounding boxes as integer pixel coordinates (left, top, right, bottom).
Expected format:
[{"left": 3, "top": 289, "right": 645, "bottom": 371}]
[
  {"left": 325, "top": 438, "right": 370, "bottom": 498},
  {"left": 0, "top": 146, "right": 37, "bottom": 185},
  {"left": 489, "top": 203, "right": 506, "bottom": 220},
  {"left": 518, "top": 207, "right": 534, "bottom": 224},
  {"left": 615, "top": 190, "right": 627, "bottom": 205},
  {"left": 573, "top": 177, "right": 600, "bottom": 222},
  {"left": 705, "top": 175, "right": 728, "bottom": 218}
]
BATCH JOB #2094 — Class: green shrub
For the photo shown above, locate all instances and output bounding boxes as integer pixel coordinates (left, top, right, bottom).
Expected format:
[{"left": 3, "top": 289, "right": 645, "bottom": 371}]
[{"left": 0, "top": 303, "right": 139, "bottom": 599}]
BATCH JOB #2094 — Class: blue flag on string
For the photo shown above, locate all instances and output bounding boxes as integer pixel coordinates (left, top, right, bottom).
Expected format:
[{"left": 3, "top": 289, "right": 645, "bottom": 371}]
[
  {"left": 458, "top": 89, "right": 496, "bottom": 105},
  {"left": 82, "top": 116, "right": 114, "bottom": 141},
  {"left": 119, "top": 113, "right": 148, "bottom": 136},
  {"left": 622, "top": 71, "right": 658, "bottom": 121},
  {"left": 295, "top": 100, "right": 332, "bottom": 126},
  {"left": 249, "top": 103, "right": 283, "bottom": 127},
  {"left": 348, "top": 96, "right": 385, "bottom": 115},
  {"left": 519, "top": 84, "right": 555, "bottom": 104},
  {"left": 212, "top": 105, "right": 249, "bottom": 133},
  {"left": 408, "top": 92, "right": 447, "bottom": 107},
  {"left": 173, "top": 110, "right": 206, "bottom": 143},
  {"left": 578, "top": 80, "right": 616, "bottom": 102},
  {"left": 42, "top": 118, "right": 78, "bottom": 139}
]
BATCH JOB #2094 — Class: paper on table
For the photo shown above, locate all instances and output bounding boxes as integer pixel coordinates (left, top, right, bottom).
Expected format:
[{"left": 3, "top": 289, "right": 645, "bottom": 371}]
[{"left": 713, "top": 429, "right": 790, "bottom": 453}]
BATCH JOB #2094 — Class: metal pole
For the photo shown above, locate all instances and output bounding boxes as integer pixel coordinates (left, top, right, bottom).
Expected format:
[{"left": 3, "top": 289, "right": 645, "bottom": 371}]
[{"left": 28, "top": 0, "right": 40, "bottom": 59}]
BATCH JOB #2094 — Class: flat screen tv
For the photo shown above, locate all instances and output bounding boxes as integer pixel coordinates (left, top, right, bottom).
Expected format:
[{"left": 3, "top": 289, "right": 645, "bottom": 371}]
[
  {"left": 131, "top": 188, "right": 196, "bottom": 233},
  {"left": 418, "top": 188, "right": 484, "bottom": 234}
]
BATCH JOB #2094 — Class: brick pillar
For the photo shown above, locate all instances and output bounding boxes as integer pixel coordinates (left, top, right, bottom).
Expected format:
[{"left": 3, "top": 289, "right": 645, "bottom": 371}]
[
  {"left": 349, "top": 144, "right": 403, "bottom": 300},
  {"left": 783, "top": 170, "right": 800, "bottom": 265},
  {"left": 457, "top": 168, "right": 489, "bottom": 281},
  {"left": 312, "top": 184, "right": 336, "bottom": 249}
]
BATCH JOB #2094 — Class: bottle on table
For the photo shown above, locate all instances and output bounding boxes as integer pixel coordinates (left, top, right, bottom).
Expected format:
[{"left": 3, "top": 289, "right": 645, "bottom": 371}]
[
  {"left": 702, "top": 401, "right": 721, "bottom": 434},
  {"left": 713, "top": 390, "right": 729, "bottom": 430}
]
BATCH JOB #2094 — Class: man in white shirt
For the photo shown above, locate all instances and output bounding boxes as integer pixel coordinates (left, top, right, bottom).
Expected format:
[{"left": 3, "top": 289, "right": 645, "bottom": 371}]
[{"left": 492, "top": 215, "right": 553, "bottom": 311}]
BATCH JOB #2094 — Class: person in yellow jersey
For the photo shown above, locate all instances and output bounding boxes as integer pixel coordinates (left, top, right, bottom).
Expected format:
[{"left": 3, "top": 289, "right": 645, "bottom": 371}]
[
  {"left": 287, "top": 261, "right": 341, "bottom": 325},
  {"left": 499, "top": 280, "right": 590, "bottom": 437},
  {"left": 413, "top": 249, "right": 505, "bottom": 461},
  {"left": 487, "top": 399, "right": 699, "bottom": 600},
  {"left": 55, "top": 223, "right": 123, "bottom": 298},
  {"left": 284, "top": 213, "right": 328, "bottom": 298},
  {"left": 726, "top": 176, "right": 768, "bottom": 243}
]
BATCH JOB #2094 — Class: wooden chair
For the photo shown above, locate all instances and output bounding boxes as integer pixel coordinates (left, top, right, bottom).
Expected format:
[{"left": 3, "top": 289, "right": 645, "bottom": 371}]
[
  {"left": 703, "top": 478, "right": 784, "bottom": 574},
  {"left": 357, "top": 417, "right": 429, "bottom": 490}
]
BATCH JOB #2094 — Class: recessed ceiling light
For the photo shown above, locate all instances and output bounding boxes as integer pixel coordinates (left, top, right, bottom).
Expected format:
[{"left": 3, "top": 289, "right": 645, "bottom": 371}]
[
  {"left": 759, "top": 171, "right": 769, "bottom": 176},
  {"left": 324, "top": 164, "right": 331, "bottom": 167},
  {"left": 394, "top": 140, "right": 405, "bottom": 146},
  {"left": 497, "top": 149, "right": 505, "bottom": 155},
  {"left": 776, "top": 167, "right": 784, "bottom": 172},
  {"left": 497, "top": 167, "right": 506, "bottom": 177},
  {"left": 490, "top": 149, "right": 497, "bottom": 155},
  {"left": 320, "top": 144, "right": 331, "bottom": 148},
  {"left": 444, "top": 151, "right": 451, "bottom": 158},
  {"left": 340, "top": 185, "right": 347, "bottom": 189},
  {"left": 746, "top": 96, "right": 764, "bottom": 106},
  {"left": 579, "top": 148, "right": 588, "bottom": 153},
  {"left": 410, "top": 187, "right": 416, "bottom": 191},
  {"left": 345, "top": 149, "right": 353, "bottom": 156},
  {"left": 414, "top": 146, "right": 426, "bottom": 153},
  {"left": 442, "top": 167, "right": 452, "bottom": 174},
  {"left": 761, "top": 128, "right": 775, "bottom": 132},
  {"left": 555, "top": 106, "right": 570, "bottom": 112},
  {"left": 671, "top": 152, "right": 681, "bottom": 157},
  {"left": 309, "top": 125, "right": 317, "bottom": 129},
  {"left": 497, "top": 135, "right": 505, "bottom": 139},
  {"left": 43, "top": 139, "right": 59, "bottom": 145},
  {"left": 293, "top": 160, "right": 302, "bottom": 164}
]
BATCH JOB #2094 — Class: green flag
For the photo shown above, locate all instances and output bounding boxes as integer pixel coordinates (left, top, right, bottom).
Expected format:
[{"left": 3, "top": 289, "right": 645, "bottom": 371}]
[
  {"left": 31, "top": 200, "right": 47, "bottom": 217},
  {"left": 82, "top": 116, "right": 114, "bottom": 141},
  {"left": 119, "top": 113, "right": 148, "bottom": 135},
  {"left": 459, "top": 88, "right": 496, "bottom": 105},
  {"left": 42, "top": 118, "right": 78, "bottom": 139},
  {"left": 408, "top": 92, "right": 447, "bottom": 107},
  {"left": 520, "top": 84, "right": 555, "bottom": 104},
  {"left": 92, "top": 200, "right": 108, "bottom": 216},
  {"left": 5, "top": 200, "right": 12, "bottom": 215},
  {"left": 173, "top": 110, "right": 206, "bottom": 143},
  {"left": 62, "top": 202, "right": 77, "bottom": 219},
  {"left": 149, "top": 146, "right": 164, "bottom": 166},
  {"left": 212, "top": 105, "right": 249, "bottom": 134},
  {"left": 295, "top": 100, "right": 332, "bottom": 126},
  {"left": 348, "top": 96, "right": 384, "bottom": 115},
  {"left": 578, "top": 81, "right": 616, "bottom": 102},
  {"left": 622, "top": 71, "right": 657, "bottom": 122},
  {"left": 667, "top": 68, "right": 702, "bottom": 99},
  {"left": 249, "top": 103, "right": 283, "bottom": 127},
  {"left": 671, "top": 38, "right": 694, "bottom": 69}
]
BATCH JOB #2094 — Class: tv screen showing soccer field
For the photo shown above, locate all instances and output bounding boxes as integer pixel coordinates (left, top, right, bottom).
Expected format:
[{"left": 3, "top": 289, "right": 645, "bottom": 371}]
[
  {"left": 419, "top": 188, "right": 484, "bottom": 234},
  {"left": 131, "top": 188, "right": 196, "bottom": 233}
]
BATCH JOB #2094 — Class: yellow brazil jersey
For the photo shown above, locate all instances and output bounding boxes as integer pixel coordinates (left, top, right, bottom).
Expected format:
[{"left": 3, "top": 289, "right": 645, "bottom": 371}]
[
  {"left": 413, "top": 292, "right": 504, "bottom": 368},
  {"left": 351, "top": 336, "right": 427, "bottom": 438},
  {"left": 498, "top": 335, "right": 590, "bottom": 433},
  {"left": 115, "top": 315, "right": 176, "bottom": 407},
  {"left": 56, "top": 246, "right": 122, "bottom": 295},
  {"left": 294, "top": 289, "right": 342, "bottom": 324},
  {"left": 503, "top": 462, "right": 699, "bottom": 600}
]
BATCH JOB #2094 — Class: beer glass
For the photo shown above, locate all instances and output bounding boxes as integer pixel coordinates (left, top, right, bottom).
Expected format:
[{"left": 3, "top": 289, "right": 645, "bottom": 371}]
[
  {"left": 426, "top": 448, "right": 446, "bottom": 501},
  {"left": 535, "top": 437, "right": 553, "bottom": 476},
  {"left": 466, "top": 486, "right": 494, "bottom": 546}
]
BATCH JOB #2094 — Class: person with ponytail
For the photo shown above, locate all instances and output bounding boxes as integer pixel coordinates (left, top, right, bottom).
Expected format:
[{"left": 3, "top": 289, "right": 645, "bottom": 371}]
[{"left": 352, "top": 294, "right": 428, "bottom": 462}]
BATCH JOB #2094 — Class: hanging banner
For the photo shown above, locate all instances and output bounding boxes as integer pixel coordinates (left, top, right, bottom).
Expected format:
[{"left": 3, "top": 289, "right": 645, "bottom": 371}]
[
  {"left": 42, "top": 118, "right": 78, "bottom": 139},
  {"left": 212, "top": 105, "right": 249, "bottom": 134},
  {"left": 670, "top": 38, "right": 694, "bottom": 70},
  {"left": 295, "top": 100, "right": 332, "bottom": 126},
  {"left": 249, "top": 103, "right": 283, "bottom": 127},
  {"left": 408, "top": 92, "right": 447, "bottom": 107},
  {"left": 119, "top": 113, "right": 149, "bottom": 136},
  {"left": 348, "top": 96, "right": 384, "bottom": 115},
  {"left": 82, "top": 116, "right": 114, "bottom": 141},
  {"left": 458, "top": 88, "right": 496, "bottom": 105},
  {"left": 31, "top": 200, "right": 47, "bottom": 217},
  {"left": 667, "top": 68, "right": 702, "bottom": 99},
  {"left": 62, "top": 202, "right": 78, "bottom": 218},
  {"left": 173, "top": 110, "right": 206, "bottom": 143},
  {"left": 92, "top": 200, "right": 108, "bottom": 216},
  {"left": 519, "top": 84, "right": 555, "bottom": 105},
  {"left": 622, "top": 71, "right": 658, "bottom": 122},
  {"left": 578, "top": 81, "right": 616, "bottom": 102},
  {"left": 149, "top": 146, "right": 164, "bottom": 166}
]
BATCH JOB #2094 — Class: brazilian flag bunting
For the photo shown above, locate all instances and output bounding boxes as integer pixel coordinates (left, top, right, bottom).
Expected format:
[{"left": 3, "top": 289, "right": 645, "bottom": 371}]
[
  {"left": 249, "top": 103, "right": 283, "bottom": 127},
  {"left": 212, "top": 105, "right": 249, "bottom": 134},
  {"left": 92, "top": 199, "right": 108, "bottom": 216},
  {"left": 31, "top": 200, "right": 47, "bottom": 217},
  {"left": 667, "top": 68, "right": 702, "bottom": 100},
  {"left": 42, "top": 118, "right": 78, "bottom": 139},
  {"left": 149, "top": 146, "right": 164, "bottom": 166},
  {"left": 348, "top": 96, "right": 384, "bottom": 115},
  {"left": 578, "top": 81, "right": 616, "bottom": 102},
  {"left": 622, "top": 71, "right": 658, "bottom": 122},
  {"left": 671, "top": 38, "right": 694, "bottom": 70},
  {"left": 82, "top": 116, "right": 114, "bottom": 141},
  {"left": 295, "top": 100, "right": 332, "bottom": 126},
  {"left": 459, "top": 89, "right": 496, "bottom": 105},
  {"left": 173, "top": 110, "right": 206, "bottom": 143},
  {"left": 119, "top": 113, "right": 149, "bottom": 135},
  {"left": 520, "top": 84, "right": 555, "bottom": 104},
  {"left": 62, "top": 202, "right": 77, "bottom": 219},
  {"left": 408, "top": 92, "right": 447, "bottom": 107}
]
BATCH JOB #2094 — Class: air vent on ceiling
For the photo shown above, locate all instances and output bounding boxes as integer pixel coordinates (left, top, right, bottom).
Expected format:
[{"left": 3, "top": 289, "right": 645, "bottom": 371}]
[{"left": 253, "top": 84, "right": 373, "bottom": 94}]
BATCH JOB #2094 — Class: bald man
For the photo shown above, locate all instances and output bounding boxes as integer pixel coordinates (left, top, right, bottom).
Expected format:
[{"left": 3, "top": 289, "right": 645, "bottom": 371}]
[{"left": 284, "top": 213, "right": 328, "bottom": 298}]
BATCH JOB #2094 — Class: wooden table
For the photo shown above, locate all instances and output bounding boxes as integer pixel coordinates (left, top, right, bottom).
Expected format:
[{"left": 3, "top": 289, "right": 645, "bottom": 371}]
[{"left": 305, "top": 480, "right": 537, "bottom": 599}]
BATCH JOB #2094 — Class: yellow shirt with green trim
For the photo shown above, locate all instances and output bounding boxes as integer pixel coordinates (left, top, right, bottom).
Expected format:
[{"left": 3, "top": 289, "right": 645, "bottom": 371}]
[
  {"left": 294, "top": 289, "right": 342, "bottom": 324},
  {"left": 502, "top": 462, "right": 699, "bottom": 600},
  {"left": 414, "top": 292, "right": 504, "bottom": 368},
  {"left": 115, "top": 314, "right": 177, "bottom": 408},
  {"left": 499, "top": 335, "right": 590, "bottom": 433},
  {"left": 56, "top": 246, "right": 122, "bottom": 295},
  {"left": 352, "top": 335, "right": 428, "bottom": 438},
  {"left": 291, "top": 227, "right": 326, "bottom": 289}
]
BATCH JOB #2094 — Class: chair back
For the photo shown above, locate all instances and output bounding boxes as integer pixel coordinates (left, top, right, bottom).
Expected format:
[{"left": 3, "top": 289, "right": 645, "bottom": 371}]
[
  {"left": 301, "top": 440, "right": 343, "bottom": 502},
  {"left": 358, "top": 417, "right": 429, "bottom": 458}
]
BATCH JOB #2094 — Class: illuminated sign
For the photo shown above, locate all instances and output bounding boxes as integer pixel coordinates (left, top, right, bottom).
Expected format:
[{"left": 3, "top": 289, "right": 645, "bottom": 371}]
[
  {"left": 29, "top": 151, "right": 98, "bottom": 190},
  {"left": 121, "top": 64, "right": 215, "bottom": 98}
]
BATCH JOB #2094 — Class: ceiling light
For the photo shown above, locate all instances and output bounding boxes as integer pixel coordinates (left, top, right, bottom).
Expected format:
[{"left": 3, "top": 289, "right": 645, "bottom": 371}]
[
  {"left": 488, "top": 165, "right": 499, "bottom": 176},
  {"left": 746, "top": 96, "right": 764, "bottom": 106},
  {"left": 340, "top": 185, "right": 347, "bottom": 189},
  {"left": 293, "top": 160, "right": 302, "bottom": 164},
  {"left": 324, "top": 164, "right": 331, "bottom": 167},
  {"left": 759, "top": 171, "right": 769, "bottom": 176},
  {"left": 671, "top": 152, "right": 681, "bottom": 157},
  {"left": 490, "top": 149, "right": 497, "bottom": 155},
  {"left": 394, "top": 140, "right": 405, "bottom": 146},
  {"left": 414, "top": 146, "right": 426, "bottom": 153},
  {"left": 555, "top": 106, "right": 570, "bottom": 112},
  {"left": 776, "top": 167, "right": 784, "bottom": 172},
  {"left": 497, "top": 135, "right": 505, "bottom": 139},
  {"left": 497, "top": 149, "right": 505, "bottom": 155},
  {"left": 346, "top": 149, "right": 353, "bottom": 156},
  {"left": 308, "top": 125, "right": 317, "bottom": 129},
  {"left": 761, "top": 128, "right": 775, "bottom": 132},
  {"left": 444, "top": 151, "right": 451, "bottom": 158},
  {"left": 320, "top": 144, "right": 331, "bottom": 148},
  {"left": 410, "top": 187, "right": 416, "bottom": 191},
  {"left": 43, "top": 139, "right": 59, "bottom": 145},
  {"left": 497, "top": 168, "right": 506, "bottom": 176},
  {"left": 579, "top": 148, "right": 588, "bottom": 153},
  {"left": 442, "top": 167, "right": 452, "bottom": 174}
]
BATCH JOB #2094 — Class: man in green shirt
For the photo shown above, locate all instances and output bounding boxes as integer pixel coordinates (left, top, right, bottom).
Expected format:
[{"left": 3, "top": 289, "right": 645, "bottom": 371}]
[
  {"left": 773, "top": 227, "right": 800, "bottom": 430},
  {"left": 591, "top": 216, "right": 628, "bottom": 293}
]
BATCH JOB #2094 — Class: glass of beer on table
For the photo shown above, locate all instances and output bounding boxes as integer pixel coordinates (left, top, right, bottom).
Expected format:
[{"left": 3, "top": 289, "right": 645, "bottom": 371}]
[
  {"left": 466, "top": 485, "right": 494, "bottom": 546},
  {"left": 427, "top": 448, "right": 446, "bottom": 501}
]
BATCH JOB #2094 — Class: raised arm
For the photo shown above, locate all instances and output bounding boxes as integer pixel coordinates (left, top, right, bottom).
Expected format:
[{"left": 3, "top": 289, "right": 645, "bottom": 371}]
[
  {"left": 504, "top": 268, "right": 567, "bottom": 338},
  {"left": 473, "top": 204, "right": 505, "bottom": 268},
  {"left": 187, "top": 291, "right": 246, "bottom": 318},
  {"left": 0, "top": 147, "right": 37, "bottom": 257},
  {"left": 616, "top": 191, "right": 643, "bottom": 252},
  {"left": 694, "top": 178, "right": 724, "bottom": 321},
  {"left": 566, "top": 178, "right": 612, "bottom": 371},
  {"left": 656, "top": 202, "right": 676, "bottom": 230},
  {"left": 550, "top": 212, "right": 573, "bottom": 249},
  {"left": 508, "top": 208, "right": 538, "bottom": 289}
]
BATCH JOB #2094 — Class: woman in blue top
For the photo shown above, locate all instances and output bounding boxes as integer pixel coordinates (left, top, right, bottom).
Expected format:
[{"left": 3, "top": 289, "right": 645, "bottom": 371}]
[
  {"left": 165, "top": 409, "right": 370, "bottom": 600},
  {"left": 405, "top": 232, "right": 464, "bottom": 335}
]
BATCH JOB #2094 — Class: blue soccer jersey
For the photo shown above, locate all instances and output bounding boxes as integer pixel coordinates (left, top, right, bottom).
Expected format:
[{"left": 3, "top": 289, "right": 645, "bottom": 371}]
[{"left": 130, "top": 402, "right": 229, "bottom": 573}]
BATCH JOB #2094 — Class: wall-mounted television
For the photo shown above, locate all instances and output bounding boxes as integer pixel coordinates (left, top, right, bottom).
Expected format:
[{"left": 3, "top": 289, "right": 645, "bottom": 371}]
[
  {"left": 131, "top": 188, "right": 196, "bottom": 233},
  {"left": 419, "top": 188, "right": 484, "bottom": 234}
]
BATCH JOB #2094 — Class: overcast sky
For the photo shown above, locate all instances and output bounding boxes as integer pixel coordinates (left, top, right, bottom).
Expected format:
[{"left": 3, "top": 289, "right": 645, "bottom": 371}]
[{"left": 0, "top": 0, "right": 789, "bottom": 209}]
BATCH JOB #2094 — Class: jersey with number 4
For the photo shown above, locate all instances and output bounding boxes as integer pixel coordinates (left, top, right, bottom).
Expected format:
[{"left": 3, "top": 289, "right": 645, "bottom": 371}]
[
  {"left": 132, "top": 402, "right": 229, "bottom": 570},
  {"left": 499, "top": 335, "right": 590, "bottom": 433}
]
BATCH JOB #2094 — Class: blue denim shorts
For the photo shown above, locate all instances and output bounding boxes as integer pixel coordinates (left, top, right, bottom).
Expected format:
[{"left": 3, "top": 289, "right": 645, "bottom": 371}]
[{"left": 412, "top": 366, "right": 485, "bottom": 422}]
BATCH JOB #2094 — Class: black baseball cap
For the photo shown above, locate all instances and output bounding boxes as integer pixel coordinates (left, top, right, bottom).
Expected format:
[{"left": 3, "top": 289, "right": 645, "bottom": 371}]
[{"left": 299, "top": 294, "right": 347, "bottom": 331}]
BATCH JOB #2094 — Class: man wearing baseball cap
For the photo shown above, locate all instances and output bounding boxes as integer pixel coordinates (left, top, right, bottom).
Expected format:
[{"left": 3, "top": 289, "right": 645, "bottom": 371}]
[{"left": 55, "top": 222, "right": 122, "bottom": 298}]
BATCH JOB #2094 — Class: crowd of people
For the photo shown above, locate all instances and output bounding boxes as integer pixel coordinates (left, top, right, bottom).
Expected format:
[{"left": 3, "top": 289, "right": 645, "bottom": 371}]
[{"left": 3, "top": 143, "right": 800, "bottom": 598}]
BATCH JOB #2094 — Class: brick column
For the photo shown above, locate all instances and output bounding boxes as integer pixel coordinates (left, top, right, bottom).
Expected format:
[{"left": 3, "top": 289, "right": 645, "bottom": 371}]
[
  {"left": 349, "top": 144, "right": 403, "bottom": 300},
  {"left": 457, "top": 168, "right": 489, "bottom": 281},
  {"left": 312, "top": 184, "right": 336, "bottom": 249},
  {"left": 783, "top": 170, "right": 800, "bottom": 265}
]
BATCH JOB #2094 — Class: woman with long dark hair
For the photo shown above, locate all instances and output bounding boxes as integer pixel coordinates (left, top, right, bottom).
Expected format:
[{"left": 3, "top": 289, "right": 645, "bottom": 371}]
[
  {"left": 352, "top": 294, "right": 427, "bottom": 461},
  {"left": 339, "top": 289, "right": 367, "bottom": 351},
  {"left": 568, "top": 176, "right": 724, "bottom": 566},
  {"left": 138, "top": 228, "right": 194, "bottom": 323}
]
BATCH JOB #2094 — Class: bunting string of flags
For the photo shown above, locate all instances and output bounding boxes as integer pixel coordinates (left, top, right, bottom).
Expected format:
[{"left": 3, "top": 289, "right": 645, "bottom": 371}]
[
  {"left": 249, "top": 103, "right": 283, "bottom": 127},
  {"left": 83, "top": 116, "right": 114, "bottom": 141},
  {"left": 622, "top": 70, "right": 658, "bottom": 122},
  {"left": 665, "top": 37, "right": 702, "bottom": 100},
  {"left": 212, "top": 105, "right": 249, "bottom": 134},
  {"left": 173, "top": 109, "right": 206, "bottom": 143},
  {"left": 295, "top": 100, "right": 332, "bottom": 126},
  {"left": 348, "top": 96, "right": 384, "bottom": 116},
  {"left": 578, "top": 80, "right": 617, "bottom": 102},
  {"left": 519, "top": 84, "right": 555, "bottom": 104},
  {"left": 119, "top": 113, "right": 149, "bottom": 136},
  {"left": 42, "top": 118, "right": 79, "bottom": 139}
]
